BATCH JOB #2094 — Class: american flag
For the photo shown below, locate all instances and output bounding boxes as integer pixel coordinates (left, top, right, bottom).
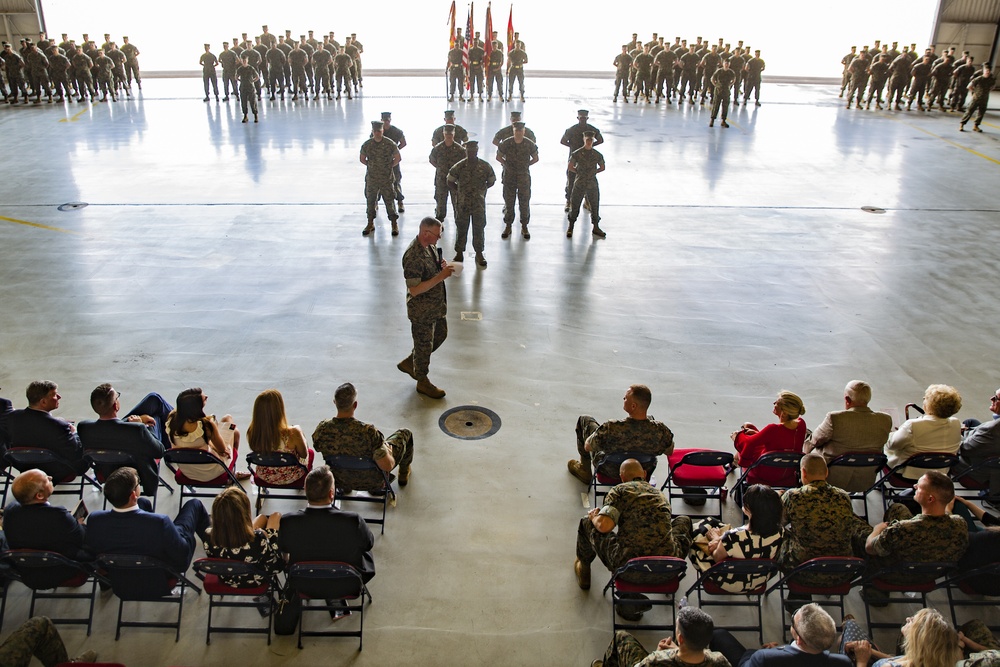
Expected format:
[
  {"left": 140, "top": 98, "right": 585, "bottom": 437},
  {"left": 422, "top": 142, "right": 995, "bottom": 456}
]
[{"left": 463, "top": 3, "right": 473, "bottom": 89}]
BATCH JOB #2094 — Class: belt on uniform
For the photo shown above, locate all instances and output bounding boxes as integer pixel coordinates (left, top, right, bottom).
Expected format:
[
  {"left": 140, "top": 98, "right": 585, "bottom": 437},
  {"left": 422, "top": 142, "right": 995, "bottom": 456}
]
[
  {"left": 510, "top": 65, "right": 522, "bottom": 68},
  {"left": 471, "top": 61, "right": 480, "bottom": 65}
]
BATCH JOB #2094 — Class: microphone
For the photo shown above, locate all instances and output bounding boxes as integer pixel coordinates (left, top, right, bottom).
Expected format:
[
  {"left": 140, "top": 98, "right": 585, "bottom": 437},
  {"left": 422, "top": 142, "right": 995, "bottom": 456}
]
[{"left": 437, "top": 247, "right": 443, "bottom": 264}]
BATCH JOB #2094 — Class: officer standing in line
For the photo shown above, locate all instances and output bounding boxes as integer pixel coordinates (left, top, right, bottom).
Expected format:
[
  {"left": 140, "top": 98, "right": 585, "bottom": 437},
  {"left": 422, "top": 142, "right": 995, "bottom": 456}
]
[
  {"left": 559, "top": 110, "right": 604, "bottom": 213},
  {"left": 506, "top": 42, "right": 528, "bottom": 101},
  {"left": 219, "top": 42, "right": 239, "bottom": 102},
  {"left": 236, "top": 53, "right": 260, "bottom": 123},
  {"left": 432, "top": 109, "right": 470, "bottom": 145},
  {"left": 447, "top": 141, "right": 496, "bottom": 268},
  {"left": 468, "top": 39, "right": 485, "bottom": 101},
  {"left": 360, "top": 120, "right": 401, "bottom": 237},
  {"left": 429, "top": 124, "right": 466, "bottom": 222},
  {"left": 708, "top": 59, "right": 736, "bottom": 128},
  {"left": 613, "top": 44, "right": 632, "bottom": 103},
  {"left": 492, "top": 109, "right": 536, "bottom": 146},
  {"left": 566, "top": 131, "right": 606, "bottom": 239},
  {"left": 446, "top": 39, "right": 465, "bottom": 101},
  {"left": 487, "top": 30, "right": 504, "bottom": 100},
  {"left": 496, "top": 121, "right": 539, "bottom": 240},
  {"left": 377, "top": 112, "right": 408, "bottom": 213}
]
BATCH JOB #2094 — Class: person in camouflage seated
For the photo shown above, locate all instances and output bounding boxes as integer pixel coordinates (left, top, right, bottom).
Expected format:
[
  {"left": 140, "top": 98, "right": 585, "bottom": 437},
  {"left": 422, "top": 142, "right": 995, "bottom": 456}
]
[
  {"left": 574, "top": 459, "right": 692, "bottom": 599},
  {"left": 568, "top": 384, "right": 674, "bottom": 485},
  {"left": 312, "top": 382, "right": 413, "bottom": 493},
  {"left": 594, "top": 607, "right": 730, "bottom": 667},
  {"left": 778, "top": 454, "right": 872, "bottom": 587},
  {"left": 864, "top": 471, "right": 968, "bottom": 595}
]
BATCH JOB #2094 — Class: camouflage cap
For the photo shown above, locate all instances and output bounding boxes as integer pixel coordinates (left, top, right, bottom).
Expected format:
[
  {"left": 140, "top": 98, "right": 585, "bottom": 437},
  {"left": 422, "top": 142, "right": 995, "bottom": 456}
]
[
  {"left": 371, "top": 120, "right": 384, "bottom": 130},
  {"left": 381, "top": 111, "right": 392, "bottom": 119}
]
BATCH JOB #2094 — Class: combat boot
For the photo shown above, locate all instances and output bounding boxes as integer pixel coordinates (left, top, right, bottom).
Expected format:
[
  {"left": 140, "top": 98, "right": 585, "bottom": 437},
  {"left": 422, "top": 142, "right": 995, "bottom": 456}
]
[
  {"left": 521, "top": 224, "right": 530, "bottom": 240},
  {"left": 567, "top": 459, "right": 591, "bottom": 484},
  {"left": 574, "top": 558, "right": 591, "bottom": 590},
  {"left": 242, "top": 114, "right": 248, "bottom": 123},
  {"left": 501, "top": 223, "right": 512, "bottom": 239},
  {"left": 592, "top": 224, "right": 607, "bottom": 239},
  {"left": 397, "top": 356, "right": 416, "bottom": 379},
  {"left": 566, "top": 221, "right": 575, "bottom": 238},
  {"left": 362, "top": 221, "right": 375, "bottom": 236},
  {"left": 415, "top": 378, "right": 445, "bottom": 399},
  {"left": 391, "top": 221, "right": 399, "bottom": 236},
  {"left": 475, "top": 252, "right": 487, "bottom": 268}
]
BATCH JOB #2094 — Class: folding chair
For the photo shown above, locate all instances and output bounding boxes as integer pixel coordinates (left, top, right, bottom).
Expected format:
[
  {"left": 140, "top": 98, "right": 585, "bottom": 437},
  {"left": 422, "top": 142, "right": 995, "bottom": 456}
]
[
  {"left": 96, "top": 553, "right": 202, "bottom": 641},
  {"left": 951, "top": 456, "right": 1000, "bottom": 502},
  {"left": 943, "top": 562, "right": 1000, "bottom": 632},
  {"left": 602, "top": 556, "right": 687, "bottom": 633},
  {"left": 870, "top": 452, "right": 960, "bottom": 511},
  {"left": 288, "top": 561, "right": 371, "bottom": 650},
  {"left": 662, "top": 449, "right": 733, "bottom": 520},
  {"left": 324, "top": 455, "right": 394, "bottom": 534},
  {"left": 731, "top": 451, "right": 803, "bottom": 507},
  {"left": 192, "top": 557, "right": 276, "bottom": 645},
  {"left": 83, "top": 449, "right": 173, "bottom": 511},
  {"left": 1, "top": 448, "right": 101, "bottom": 509},
  {"left": 766, "top": 557, "right": 866, "bottom": 642},
  {"left": 826, "top": 452, "right": 887, "bottom": 522},
  {"left": 591, "top": 451, "right": 658, "bottom": 507},
  {"left": 163, "top": 448, "right": 245, "bottom": 506},
  {"left": 861, "top": 561, "right": 955, "bottom": 632},
  {"left": 246, "top": 451, "right": 308, "bottom": 513},
  {"left": 684, "top": 559, "right": 779, "bottom": 645},
  {"left": 0, "top": 549, "right": 106, "bottom": 635}
]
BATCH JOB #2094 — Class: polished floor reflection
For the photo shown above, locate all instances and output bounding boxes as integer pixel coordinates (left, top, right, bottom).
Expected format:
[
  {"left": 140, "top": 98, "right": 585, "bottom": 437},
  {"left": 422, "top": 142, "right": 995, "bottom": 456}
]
[{"left": 0, "top": 76, "right": 998, "bottom": 666}]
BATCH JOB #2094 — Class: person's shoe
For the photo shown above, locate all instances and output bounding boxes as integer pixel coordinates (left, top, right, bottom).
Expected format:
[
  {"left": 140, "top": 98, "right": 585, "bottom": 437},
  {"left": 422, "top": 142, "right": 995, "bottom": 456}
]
[
  {"left": 574, "top": 558, "right": 591, "bottom": 590},
  {"left": 623, "top": 96, "right": 628, "bottom": 103},
  {"left": 362, "top": 222, "right": 375, "bottom": 236},
  {"left": 397, "top": 356, "right": 416, "bottom": 379},
  {"left": 567, "top": 459, "right": 592, "bottom": 484},
  {"left": 960, "top": 123, "right": 966, "bottom": 131},
  {"left": 865, "top": 102, "right": 871, "bottom": 110},
  {"left": 616, "top": 592, "right": 651, "bottom": 621},
  {"left": 416, "top": 378, "right": 445, "bottom": 399},
  {"left": 398, "top": 201, "right": 405, "bottom": 213},
  {"left": 754, "top": 101, "right": 761, "bottom": 106},
  {"left": 592, "top": 224, "right": 607, "bottom": 239},
  {"left": 683, "top": 488, "right": 708, "bottom": 506},
  {"left": 501, "top": 223, "right": 512, "bottom": 239},
  {"left": 709, "top": 118, "right": 715, "bottom": 127},
  {"left": 71, "top": 650, "right": 98, "bottom": 663},
  {"left": 974, "top": 125, "right": 983, "bottom": 133},
  {"left": 399, "top": 465, "right": 410, "bottom": 486},
  {"left": 846, "top": 102, "right": 851, "bottom": 109},
  {"left": 203, "top": 96, "right": 210, "bottom": 102},
  {"left": 475, "top": 252, "right": 487, "bottom": 267},
  {"left": 721, "top": 120, "right": 729, "bottom": 128},
  {"left": 613, "top": 96, "right": 617, "bottom": 102},
  {"left": 391, "top": 221, "right": 399, "bottom": 236},
  {"left": 223, "top": 95, "right": 229, "bottom": 101},
  {"left": 521, "top": 225, "right": 530, "bottom": 240},
  {"left": 592, "top": 661, "right": 604, "bottom": 667},
  {"left": 453, "top": 252, "right": 463, "bottom": 262},
  {"left": 566, "top": 222, "right": 574, "bottom": 238},
  {"left": 242, "top": 115, "right": 248, "bottom": 123},
  {"left": 254, "top": 114, "right": 258, "bottom": 123},
  {"left": 235, "top": 471, "right": 252, "bottom": 481}
]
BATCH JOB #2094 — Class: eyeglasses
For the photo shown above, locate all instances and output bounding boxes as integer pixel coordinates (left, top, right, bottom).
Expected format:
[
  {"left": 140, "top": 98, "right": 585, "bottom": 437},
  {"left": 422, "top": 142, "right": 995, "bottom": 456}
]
[{"left": 991, "top": 395, "right": 1000, "bottom": 402}]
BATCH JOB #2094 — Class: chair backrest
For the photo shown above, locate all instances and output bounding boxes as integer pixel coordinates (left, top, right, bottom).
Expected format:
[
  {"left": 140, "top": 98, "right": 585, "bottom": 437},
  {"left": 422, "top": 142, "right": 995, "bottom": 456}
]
[
  {"left": 3, "top": 447, "right": 76, "bottom": 480},
  {"left": 324, "top": 454, "right": 392, "bottom": 492},
  {"left": 1, "top": 549, "right": 92, "bottom": 590},
  {"left": 867, "top": 560, "right": 956, "bottom": 586},
  {"left": 767, "top": 557, "right": 866, "bottom": 595},
  {"left": 247, "top": 451, "right": 305, "bottom": 469},
  {"left": 163, "top": 448, "right": 242, "bottom": 487},
  {"left": 828, "top": 452, "right": 887, "bottom": 468},
  {"left": 612, "top": 556, "right": 687, "bottom": 586},
  {"left": 96, "top": 553, "right": 183, "bottom": 600},
  {"left": 946, "top": 562, "right": 1000, "bottom": 596},
  {"left": 595, "top": 451, "right": 659, "bottom": 483},
  {"left": 692, "top": 558, "right": 779, "bottom": 595},
  {"left": 748, "top": 451, "right": 803, "bottom": 470},
  {"left": 677, "top": 451, "right": 735, "bottom": 468},
  {"left": 288, "top": 561, "right": 364, "bottom": 600},
  {"left": 192, "top": 557, "right": 271, "bottom": 588}
]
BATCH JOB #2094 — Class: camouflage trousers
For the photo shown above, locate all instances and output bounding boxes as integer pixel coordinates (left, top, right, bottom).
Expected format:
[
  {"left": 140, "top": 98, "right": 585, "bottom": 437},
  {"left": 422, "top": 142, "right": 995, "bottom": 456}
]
[
  {"left": 888, "top": 75, "right": 907, "bottom": 104},
  {"left": 577, "top": 514, "right": 692, "bottom": 573},
  {"left": 469, "top": 68, "right": 484, "bottom": 95},
  {"left": 408, "top": 314, "right": 447, "bottom": 380},
  {"left": 744, "top": 76, "right": 761, "bottom": 102},
  {"left": 614, "top": 72, "right": 629, "bottom": 98},
  {"left": 335, "top": 429, "right": 415, "bottom": 491},
  {"left": 711, "top": 91, "right": 730, "bottom": 121},
  {"left": 602, "top": 630, "right": 651, "bottom": 667},
  {"left": 568, "top": 178, "right": 600, "bottom": 225},
  {"left": 487, "top": 69, "right": 503, "bottom": 97},
  {"left": 962, "top": 95, "right": 990, "bottom": 126},
  {"left": 0, "top": 616, "right": 70, "bottom": 667},
  {"left": 454, "top": 203, "right": 487, "bottom": 253},
  {"left": 434, "top": 176, "right": 458, "bottom": 221},
  {"left": 75, "top": 73, "right": 96, "bottom": 98},
  {"left": 365, "top": 176, "right": 398, "bottom": 221},
  {"left": 502, "top": 172, "right": 531, "bottom": 225},
  {"left": 575, "top": 415, "right": 658, "bottom": 478}
]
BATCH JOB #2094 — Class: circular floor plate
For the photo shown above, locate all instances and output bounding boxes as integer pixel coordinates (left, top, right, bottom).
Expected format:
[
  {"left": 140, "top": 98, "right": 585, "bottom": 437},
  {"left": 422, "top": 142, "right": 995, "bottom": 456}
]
[
  {"left": 58, "top": 202, "right": 89, "bottom": 211},
  {"left": 439, "top": 405, "right": 502, "bottom": 440}
]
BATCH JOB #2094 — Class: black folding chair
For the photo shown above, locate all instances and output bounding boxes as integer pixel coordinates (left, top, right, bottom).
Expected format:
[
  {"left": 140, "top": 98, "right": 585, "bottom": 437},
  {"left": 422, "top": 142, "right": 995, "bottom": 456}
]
[
  {"left": 324, "top": 455, "right": 394, "bottom": 534},
  {"left": 288, "top": 561, "right": 371, "bottom": 650},
  {"left": 1, "top": 448, "right": 100, "bottom": 509},
  {"left": 591, "top": 451, "right": 659, "bottom": 508},
  {"left": 943, "top": 562, "right": 1000, "bottom": 631},
  {"left": 602, "top": 556, "right": 687, "bottom": 633},
  {"left": 83, "top": 449, "right": 173, "bottom": 511},
  {"left": 246, "top": 451, "right": 308, "bottom": 513},
  {"left": 663, "top": 449, "right": 733, "bottom": 520},
  {"left": 192, "top": 557, "right": 277, "bottom": 645},
  {"left": 163, "top": 448, "right": 245, "bottom": 506},
  {"left": 869, "top": 452, "right": 960, "bottom": 511},
  {"left": 827, "top": 452, "right": 887, "bottom": 522},
  {"left": 732, "top": 451, "right": 803, "bottom": 507},
  {"left": 766, "top": 557, "right": 866, "bottom": 642},
  {"left": 685, "top": 558, "right": 779, "bottom": 645},
  {"left": 1, "top": 549, "right": 107, "bottom": 635},
  {"left": 861, "top": 561, "right": 955, "bottom": 633}
]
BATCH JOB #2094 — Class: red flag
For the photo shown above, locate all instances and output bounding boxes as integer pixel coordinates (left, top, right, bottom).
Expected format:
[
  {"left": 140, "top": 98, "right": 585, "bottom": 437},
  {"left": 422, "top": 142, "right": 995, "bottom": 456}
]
[
  {"left": 484, "top": 3, "right": 493, "bottom": 67},
  {"left": 463, "top": 3, "right": 472, "bottom": 89},
  {"left": 447, "top": 1, "right": 456, "bottom": 49},
  {"left": 506, "top": 6, "right": 514, "bottom": 53}
]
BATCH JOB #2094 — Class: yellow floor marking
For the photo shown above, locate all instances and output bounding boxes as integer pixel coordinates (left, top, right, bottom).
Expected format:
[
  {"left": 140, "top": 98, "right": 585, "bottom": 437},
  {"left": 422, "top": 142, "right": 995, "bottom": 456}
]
[
  {"left": 0, "top": 214, "right": 79, "bottom": 234},
  {"left": 58, "top": 108, "right": 88, "bottom": 123},
  {"left": 908, "top": 123, "right": 1000, "bottom": 166}
]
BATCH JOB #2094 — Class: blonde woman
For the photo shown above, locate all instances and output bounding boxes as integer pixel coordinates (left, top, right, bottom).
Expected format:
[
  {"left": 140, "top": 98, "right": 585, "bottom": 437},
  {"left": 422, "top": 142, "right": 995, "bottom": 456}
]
[
  {"left": 886, "top": 383, "right": 962, "bottom": 477},
  {"left": 732, "top": 390, "right": 807, "bottom": 488},
  {"left": 246, "top": 389, "right": 313, "bottom": 485},
  {"left": 843, "top": 608, "right": 962, "bottom": 667}
]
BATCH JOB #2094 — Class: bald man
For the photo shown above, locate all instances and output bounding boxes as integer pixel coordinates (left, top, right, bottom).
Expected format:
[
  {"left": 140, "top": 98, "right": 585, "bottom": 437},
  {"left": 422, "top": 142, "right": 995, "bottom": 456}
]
[{"left": 4, "top": 469, "right": 89, "bottom": 560}]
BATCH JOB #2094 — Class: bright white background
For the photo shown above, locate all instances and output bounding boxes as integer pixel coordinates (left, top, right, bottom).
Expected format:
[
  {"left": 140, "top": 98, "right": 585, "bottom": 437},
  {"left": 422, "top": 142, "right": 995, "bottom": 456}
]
[{"left": 41, "top": 0, "right": 937, "bottom": 77}]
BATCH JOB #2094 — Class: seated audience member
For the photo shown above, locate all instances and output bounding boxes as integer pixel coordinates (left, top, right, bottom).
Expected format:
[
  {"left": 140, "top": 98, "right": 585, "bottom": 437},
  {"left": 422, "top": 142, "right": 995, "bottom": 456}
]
[
  {"left": 0, "top": 616, "right": 97, "bottom": 666},
  {"left": 957, "top": 622, "right": 1000, "bottom": 666},
  {"left": 885, "top": 383, "right": 962, "bottom": 477},
  {"left": 864, "top": 471, "right": 968, "bottom": 595},
  {"left": 575, "top": 459, "right": 692, "bottom": 596},
  {"left": 803, "top": 380, "right": 893, "bottom": 491},
  {"left": 247, "top": 389, "right": 313, "bottom": 486},
  {"left": 955, "top": 387, "right": 1000, "bottom": 492},
  {"left": 778, "top": 454, "right": 872, "bottom": 585},
  {"left": 4, "top": 381, "right": 88, "bottom": 473},
  {"left": 711, "top": 603, "right": 855, "bottom": 666},
  {"left": 952, "top": 496, "right": 1000, "bottom": 595},
  {"left": 166, "top": 387, "right": 249, "bottom": 481},
  {"left": 732, "top": 390, "right": 806, "bottom": 488},
  {"left": 3, "top": 469, "right": 88, "bottom": 560},
  {"left": 77, "top": 383, "right": 170, "bottom": 496},
  {"left": 568, "top": 384, "right": 674, "bottom": 485},
  {"left": 593, "top": 606, "right": 729, "bottom": 667},
  {"left": 841, "top": 607, "right": 962, "bottom": 667},
  {"left": 84, "top": 466, "right": 211, "bottom": 573},
  {"left": 0, "top": 387, "right": 12, "bottom": 451},
  {"left": 204, "top": 486, "right": 283, "bottom": 589},
  {"left": 689, "top": 484, "right": 782, "bottom": 593},
  {"left": 278, "top": 466, "right": 375, "bottom": 583},
  {"left": 312, "top": 382, "right": 413, "bottom": 491}
]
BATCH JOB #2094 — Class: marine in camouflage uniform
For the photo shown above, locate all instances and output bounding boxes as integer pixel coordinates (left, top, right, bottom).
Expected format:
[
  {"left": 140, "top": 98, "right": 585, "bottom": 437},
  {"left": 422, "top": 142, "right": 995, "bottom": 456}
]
[
  {"left": 601, "top": 629, "right": 731, "bottom": 667},
  {"left": 345, "top": 38, "right": 361, "bottom": 92},
  {"left": 236, "top": 55, "right": 259, "bottom": 122},
  {"left": 447, "top": 141, "right": 496, "bottom": 266},
  {"left": 429, "top": 124, "right": 465, "bottom": 221},
  {"left": 778, "top": 476, "right": 872, "bottom": 586},
  {"left": 265, "top": 44, "right": 286, "bottom": 100},
  {"left": 94, "top": 50, "right": 116, "bottom": 101},
  {"left": 866, "top": 498, "right": 968, "bottom": 585},
  {"left": 359, "top": 120, "right": 401, "bottom": 235},
  {"left": 928, "top": 55, "right": 955, "bottom": 110},
  {"left": 312, "top": 417, "right": 413, "bottom": 493},
  {"left": 653, "top": 45, "right": 676, "bottom": 103},
  {"left": 699, "top": 46, "right": 722, "bottom": 104},
  {"left": 287, "top": 43, "right": 309, "bottom": 100},
  {"left": 219, "top": 43, "right": 240, "bottom": 101},
  {"left": 840, "top": 47, "right": 858, "bottom": 96},
  {"left": 506, "top": 45, "right": 528, "bottom": 101},
  {"left": 960, "top": 63, "right": 996, "bottom": 131},
  {"left": 567, "top": 133, "right": 606, "bottom": 238},
  {"left": 333, "top": 46, "right": 354, "bottom": 99},
  {"left": 199, "top": 44, "right": 218, "bottom": 102},
  {"left": 632, "top": 46, "right": 653, "bottom": 102},
  {"left": 1, "top": 44, "right": 29, "bottom": 102},
  {"left": 679, "top": 45, "right": 700, "bottom": 102},
  {"left": 121, "top": 37, "right": 140, "bottom": 89},
  {"left": 559, "top": 110, "right": 604, "bottom": 211},
  {"left": 70, "top": 48, "right": 96, "bottom": 101},
  {"left": 613, "top": 45, "right": 632, "bottom": 102},
  {"left": 446, "top": 44, "right": 465, "bottom": 101},
  {"left": 887, "top": 52, "right": 911, "bottom": 109},
  {"left": 399, "top": 217, "right": 452, "bottom": 399},
  {"left": 468, "top": 42, "right": 485, "bottom": 100},
  {"left": 743, "top": 50, "right": 765, "bottom": 105},
  {"left": 906, "top": 55, "right": 933, "bottom": 110},
  {"left": 709, "top": 60, "right": 737, "bottom": 127},
  {"left": 47, "top": 46, "right": 73, "bottom": 102},
  {"left": 311, "top": 44, "right": 332, "bottom": 99},
  {"left": 377, "top": 112, "right": 407, "bottom": 211},
  {"left": 865, "top": 54, "right": 890, "bottom": 109},
  {"left": 949, "top": 56, "right": 976, "bottom": 111},
  {"left": 487, "top": 33, "right": 504, "bottom": 100},
  {"left": 491, "top": 110, "right": 535, "bottom": 146},
  {"left": 24, "top": 45, "right": 51, "bottom": 103},
  {"left": 575, "top": 477, "right": 693, "bottom": 586},
  {"left": 496, "top": 123, "right": 538, "bottom": 239},
  {"left": 106, "top": 44, "right": 128, "bottom": 96},
  {"left": 0, "top": 616, "right": 79, "bottom": 666}
]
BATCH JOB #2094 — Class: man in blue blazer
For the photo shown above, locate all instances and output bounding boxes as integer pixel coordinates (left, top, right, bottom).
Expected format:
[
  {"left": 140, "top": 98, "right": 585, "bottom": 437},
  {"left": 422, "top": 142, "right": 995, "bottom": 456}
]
[
  {"left": 4, "top": 381, "right": 88, "bottom": 474},
  {"left": 4, "top": 469, "right": 89, "bottom": 561},
  {"left": 710, "top": 604, "right": 855, "bottom": 666},
  {"left": 84, "top": 467, "right": 209, "bottom": 573},
  {"left": 77, "top": 383, "right": 170, "bottom": 497}
]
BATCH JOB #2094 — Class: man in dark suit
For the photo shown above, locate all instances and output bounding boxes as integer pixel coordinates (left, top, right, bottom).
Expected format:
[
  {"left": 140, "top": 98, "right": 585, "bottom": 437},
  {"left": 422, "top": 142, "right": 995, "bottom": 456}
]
[
  {"left": 77, "top": 383, "right": 171, "bottom": 496},
  {"left": 3, "top": 469, "right": 89, "bottom": 561},
  {"left": 84, "top": 467, "right": 209, "bottom": 573},
  {"left": 0, "top": 389, "right": 12, "bottom": 452},
  {"left": 4, "top": 381, "right": 87, "bottom": 474},
  {"left": 278, "top": 466, "right": 375, "bottom": 583},
  {"left": 709, "top": 604, "right": 853, "bottom": 666}
]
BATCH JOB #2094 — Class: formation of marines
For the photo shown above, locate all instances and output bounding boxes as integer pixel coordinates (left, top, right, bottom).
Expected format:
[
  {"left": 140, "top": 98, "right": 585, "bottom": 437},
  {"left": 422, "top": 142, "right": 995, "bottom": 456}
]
[
  {"left": 1, "top": 32, "right": 140, "bottom": 105},
  {"left": 839, "top": 40, "right": 995, "bottom": 128},
  {"left": 446, "top": 29, "right": 526, "bottom": 102},
  {"left": 201, "top": 26, "right": 366, "bottom": 104},
  {"left": 612, "top": 34, "right": 765, "bottom": 110}
]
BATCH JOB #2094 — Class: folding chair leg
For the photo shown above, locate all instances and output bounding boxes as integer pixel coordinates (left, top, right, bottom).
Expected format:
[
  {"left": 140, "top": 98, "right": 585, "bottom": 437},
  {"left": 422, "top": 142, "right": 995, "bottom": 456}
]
[{"left": 159, "top": 475, "right": 175, "bottom": 493}]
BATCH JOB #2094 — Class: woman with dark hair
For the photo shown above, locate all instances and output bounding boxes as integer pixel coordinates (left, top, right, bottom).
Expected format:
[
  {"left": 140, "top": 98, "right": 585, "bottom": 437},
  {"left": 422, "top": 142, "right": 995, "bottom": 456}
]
[
  {"left": 166, "top": 387, "right": 249, "bottom": 481},
  {"left": 246, "top": 389, "right": 314, "bottom": 485},
  {"left": 204, "top": 486, "right": 283, "bottom": 588},
  {"left": 689, "top": 484, "right": 783, "bottom": 592}
]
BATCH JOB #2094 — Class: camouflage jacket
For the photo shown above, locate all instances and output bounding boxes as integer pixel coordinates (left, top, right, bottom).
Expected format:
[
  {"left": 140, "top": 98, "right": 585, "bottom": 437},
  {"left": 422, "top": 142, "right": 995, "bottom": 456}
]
[
  {"left": 601, "top": 481, "right": 678, "bottom": 559},
  {"left": 360, "top": 137, "right": 400, "bottom": 184}
]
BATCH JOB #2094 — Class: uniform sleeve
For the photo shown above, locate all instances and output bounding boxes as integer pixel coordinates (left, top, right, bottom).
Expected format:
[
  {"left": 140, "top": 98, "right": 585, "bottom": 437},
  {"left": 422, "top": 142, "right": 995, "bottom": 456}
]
[
  {"left": 366, "top": 425, "right": 390, "bottom": 461},
  {"left": 867, "top": 521, "right": 900, "bottom": 558},
  {"left": 598, "top": 485, "right": 622, "bottom": 525}
]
